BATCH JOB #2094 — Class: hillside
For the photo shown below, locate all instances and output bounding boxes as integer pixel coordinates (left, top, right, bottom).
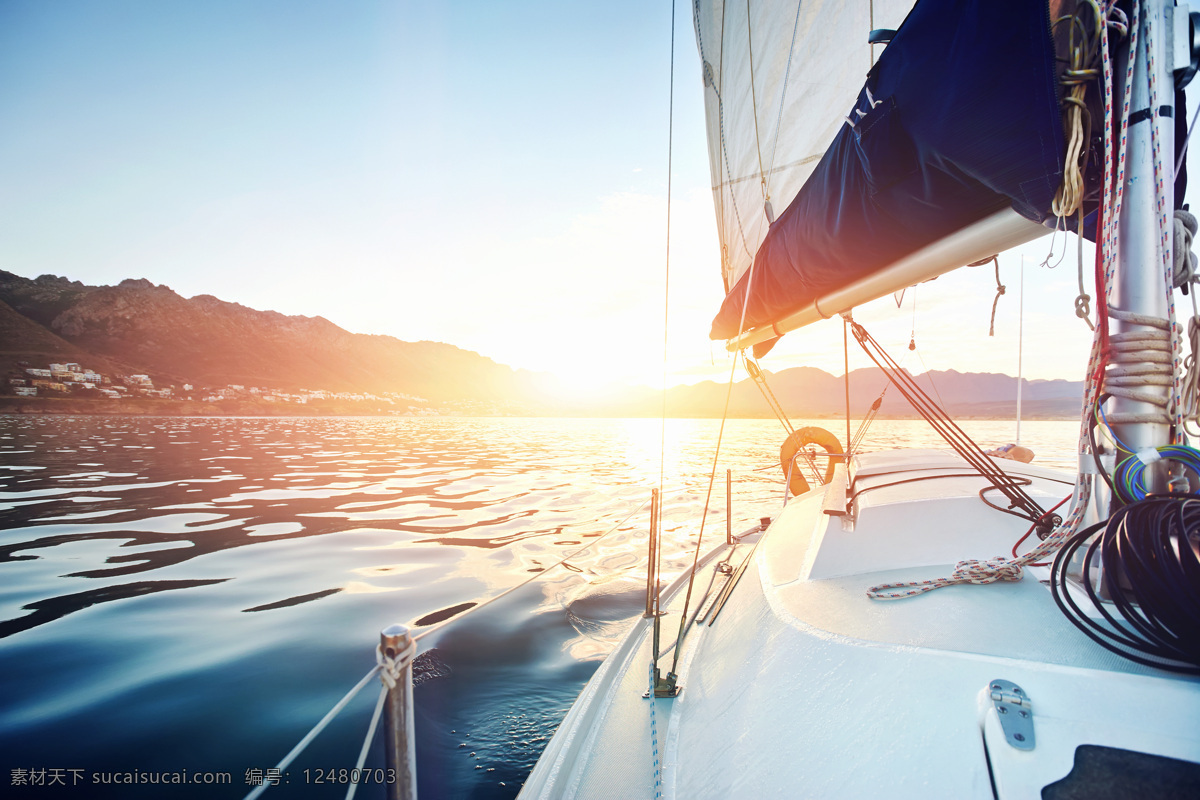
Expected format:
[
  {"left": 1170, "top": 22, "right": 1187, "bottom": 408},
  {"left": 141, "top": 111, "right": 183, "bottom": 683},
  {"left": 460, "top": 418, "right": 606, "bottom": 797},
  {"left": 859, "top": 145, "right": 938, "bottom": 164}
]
[
  {"left": 658, "top": 366, "right": 1083, "bottom": 419},
  {"left": 0, "top": 270, "right": 537, "bottom": 406},
  {"left": 0, "top": 270, "right": 1082, "bottom": 418}
]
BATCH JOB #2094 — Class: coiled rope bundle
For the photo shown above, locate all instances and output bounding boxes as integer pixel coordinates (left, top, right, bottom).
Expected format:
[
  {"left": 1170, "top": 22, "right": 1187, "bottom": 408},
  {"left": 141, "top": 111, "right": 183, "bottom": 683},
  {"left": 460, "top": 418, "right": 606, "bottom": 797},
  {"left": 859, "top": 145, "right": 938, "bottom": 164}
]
[{"left": 1050, "top": 494, "right": 1200, "bottom": 675}]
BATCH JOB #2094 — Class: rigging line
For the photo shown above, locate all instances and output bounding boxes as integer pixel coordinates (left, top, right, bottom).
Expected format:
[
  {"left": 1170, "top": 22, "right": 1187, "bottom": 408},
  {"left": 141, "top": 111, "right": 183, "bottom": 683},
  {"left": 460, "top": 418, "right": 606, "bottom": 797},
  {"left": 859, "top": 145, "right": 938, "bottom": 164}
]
[
  {"left": 1174, "top": 93, "right": 1200, "bottom": 180},
  {"left": 344, "top": 687, "right": 388, "bottom": 800},
  {"left": 694, "top": 0, "right": 754, "bottom": 270},
  {"left": 744, "top": 357, "right": 794, "bottom": 436},
  {"left": 884, "top": 362, "right": 1033, "bottom": 514},
  {"left": 666, "top": 26, "right": 772, "bottom": 670},
  {"left": 1142, "top": 6, "right": 1185, "bottom": 434},
  {"left": 850, "top": 393, "right": 884, "bottom": 455},
  {"left": 244, "top": 665, "right": 384, "bottom": 800},
  {"left": 851, "top": 322, "right": 1045, "bottom": 521},
  {"left": 987, "top": 256, "right": 1006, "bottom": 336},
  {"left": 713, "top": 83, "right": 755, "bottom": 263},
  {"left": 844, "top": 315, "right": 852, "bottom": 459},
  {"left": 764, "top": 0, "right": 804, "bottom": 199},
  {"left": 712, "top": 153, "right": 822, "bottom": 189},
  {"left": 745, "top": 0, "right": 767, "bottom": 203},
  {"left": 660, "top": 0, "right": 676, "bottom": 510},
  {"left": 910, "top": 341, "right": 947, "bottom": 413},
  {"left": 668, "top": 348, "right": 741, "bottom": 677}
]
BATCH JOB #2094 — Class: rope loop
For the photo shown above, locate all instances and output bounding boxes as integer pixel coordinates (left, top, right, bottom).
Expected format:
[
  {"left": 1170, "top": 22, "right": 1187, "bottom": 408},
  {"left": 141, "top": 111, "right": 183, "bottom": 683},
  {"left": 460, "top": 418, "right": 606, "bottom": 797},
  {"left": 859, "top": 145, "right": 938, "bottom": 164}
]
[
  {"left": 1075, "top": 293, "right": 1093, "bottom": 323},
  {"left": 376, "top": 638, "right": 416, "bottom": 692},
  {"left": 866, "top": 557, "right": 1024, "bottom": 600},
  {"left": 952, "top": 557, "right": 1024, "bottom": 585}
]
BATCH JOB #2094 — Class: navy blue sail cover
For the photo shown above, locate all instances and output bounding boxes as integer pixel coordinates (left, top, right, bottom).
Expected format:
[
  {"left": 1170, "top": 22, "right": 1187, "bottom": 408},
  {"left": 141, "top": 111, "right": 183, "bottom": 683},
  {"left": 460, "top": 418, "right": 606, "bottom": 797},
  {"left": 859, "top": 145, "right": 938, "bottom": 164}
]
[{"left": 711, "top": 0, "right": 1065, "bottom": 344}]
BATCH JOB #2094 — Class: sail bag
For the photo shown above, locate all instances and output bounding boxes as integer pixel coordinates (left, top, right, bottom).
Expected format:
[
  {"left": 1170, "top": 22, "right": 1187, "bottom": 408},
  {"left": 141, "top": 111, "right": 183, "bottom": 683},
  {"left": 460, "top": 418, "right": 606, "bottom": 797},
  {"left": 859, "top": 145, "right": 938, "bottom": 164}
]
[{"left": 703, "top": 0, "right": 1065, "bottom": 343}]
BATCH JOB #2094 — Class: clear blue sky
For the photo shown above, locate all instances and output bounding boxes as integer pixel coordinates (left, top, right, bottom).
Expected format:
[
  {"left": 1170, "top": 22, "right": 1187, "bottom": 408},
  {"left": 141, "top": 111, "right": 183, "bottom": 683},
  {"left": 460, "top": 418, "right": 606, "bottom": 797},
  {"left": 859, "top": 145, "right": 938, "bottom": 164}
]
[{"left": 1, "top": 1, "right": 1195, "bottom": 392}]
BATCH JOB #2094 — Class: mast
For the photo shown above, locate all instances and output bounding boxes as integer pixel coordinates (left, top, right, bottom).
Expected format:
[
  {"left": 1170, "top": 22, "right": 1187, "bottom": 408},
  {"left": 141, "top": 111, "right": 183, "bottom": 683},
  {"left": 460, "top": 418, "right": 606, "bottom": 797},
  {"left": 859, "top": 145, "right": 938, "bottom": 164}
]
[{"left": 1107, "top": 0, "right": 1175, "bottom": 498}]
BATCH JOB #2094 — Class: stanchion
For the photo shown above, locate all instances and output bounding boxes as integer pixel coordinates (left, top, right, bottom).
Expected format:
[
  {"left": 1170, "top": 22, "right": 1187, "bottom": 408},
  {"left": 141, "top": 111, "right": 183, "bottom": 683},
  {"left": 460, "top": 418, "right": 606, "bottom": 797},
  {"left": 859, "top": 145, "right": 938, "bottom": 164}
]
[{"left": 379, "top": 624, "right": 417, "bottom": 800}]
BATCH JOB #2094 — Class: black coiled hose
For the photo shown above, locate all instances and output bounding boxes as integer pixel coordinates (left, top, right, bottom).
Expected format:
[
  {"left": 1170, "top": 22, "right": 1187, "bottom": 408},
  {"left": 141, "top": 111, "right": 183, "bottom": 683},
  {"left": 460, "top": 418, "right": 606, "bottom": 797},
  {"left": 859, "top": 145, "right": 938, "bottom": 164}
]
[{"left": 1050, "top": 494, "right": 1200, "bottom": 675}]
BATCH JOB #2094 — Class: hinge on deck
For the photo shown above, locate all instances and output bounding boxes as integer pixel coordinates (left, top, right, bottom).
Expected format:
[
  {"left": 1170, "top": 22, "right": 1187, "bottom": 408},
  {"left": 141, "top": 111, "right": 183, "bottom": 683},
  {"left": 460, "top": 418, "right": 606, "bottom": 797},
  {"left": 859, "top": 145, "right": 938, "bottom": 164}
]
[
  {"left": 643, "top": 667, "right": 679, "bottom": 698},
  {"left": 989, "top": 679, "right": 1035, "bottom": 750}
]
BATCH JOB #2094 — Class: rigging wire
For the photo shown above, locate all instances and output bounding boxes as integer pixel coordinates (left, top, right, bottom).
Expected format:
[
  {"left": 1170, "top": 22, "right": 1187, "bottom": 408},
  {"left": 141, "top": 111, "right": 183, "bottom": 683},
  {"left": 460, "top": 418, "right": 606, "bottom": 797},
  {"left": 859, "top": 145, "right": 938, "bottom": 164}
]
[
  {"left": 843, "top": 315, "right": 852, "bottom": 460},
  {"left": 764, "top": 0, "right": 805, "bottom": 203},
  {"left": 665, "top": 0, "right": 777, "bottom": 673},
  {"left": 745, "top": 0, "right": 768, "bottom": 210},
  {"left": 850, "top": 320, "right": 1047, "bottom": 523},
  {"left": 668, "top": 348, "right": 742, "bottom": 677},
  {"left": 658, "top": 0, "right": 675, "bottom": 519},
  {"left": 743, "top": 357, "right": 794, "bottom": 436},
  {"left": 1142, "top": 3, "right": 1186, "bottom": 436}
]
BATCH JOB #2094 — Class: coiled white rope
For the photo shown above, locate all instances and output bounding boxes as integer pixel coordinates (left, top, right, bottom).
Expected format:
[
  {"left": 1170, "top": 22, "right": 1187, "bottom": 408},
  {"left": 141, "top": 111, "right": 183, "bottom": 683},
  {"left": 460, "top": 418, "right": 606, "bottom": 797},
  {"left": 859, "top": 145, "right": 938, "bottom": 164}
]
[
  {"left": 866, "top": 478, "right": 1094, "bottom": 600},
  {"left": 1052, "top": 0, "right": 1106, "bottom": 219},
  {"left": 1103, "top": 308, "right": 1178, "bottom": 423}
]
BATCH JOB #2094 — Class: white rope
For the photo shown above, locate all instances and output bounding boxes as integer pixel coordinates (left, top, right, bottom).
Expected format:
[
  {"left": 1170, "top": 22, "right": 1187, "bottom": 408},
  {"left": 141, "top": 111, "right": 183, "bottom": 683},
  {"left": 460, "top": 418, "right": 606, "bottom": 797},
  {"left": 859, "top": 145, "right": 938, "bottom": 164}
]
[
  {"left": 244, "top": 665, "right": 383, "bottom": 800},
  {"left": 377, "top": 638, "right": 417, "bottom": 690},
  {"left": 1175, "top": 97, "right": 1200, "bottom": 180},
  {"left": 1173, "top": 210, "right": 1198, "bottom": 288},
  {"left": 344, "top": 688, "right": 389, "bottom": 800},
  {"left": 765, "top": 0, "right": 804, "bottom": 201},
  {"left": 1104, "top": 309, "right": 1177, "bottom": 423},
  {"left": 868, "top": 478, "right": 1093, "bottom": 599},
  {"left": 1052, "top": 0, "right": 1105, "bottom": 219}
]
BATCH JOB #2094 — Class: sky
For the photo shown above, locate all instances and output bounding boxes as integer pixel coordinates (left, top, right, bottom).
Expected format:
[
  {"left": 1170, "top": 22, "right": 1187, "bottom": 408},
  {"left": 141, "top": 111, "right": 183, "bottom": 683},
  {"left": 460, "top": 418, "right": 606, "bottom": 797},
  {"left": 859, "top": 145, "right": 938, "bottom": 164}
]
[{"left": 2, "top": 1, "right": 1198, "bottom": 396}]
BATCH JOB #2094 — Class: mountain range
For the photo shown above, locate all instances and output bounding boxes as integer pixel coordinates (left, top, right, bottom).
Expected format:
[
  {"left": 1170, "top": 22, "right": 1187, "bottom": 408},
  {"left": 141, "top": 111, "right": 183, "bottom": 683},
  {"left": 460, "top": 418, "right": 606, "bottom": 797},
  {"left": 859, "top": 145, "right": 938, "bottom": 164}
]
[{"left": 0, "top": 270, "right": 1082, "bottom": 418}]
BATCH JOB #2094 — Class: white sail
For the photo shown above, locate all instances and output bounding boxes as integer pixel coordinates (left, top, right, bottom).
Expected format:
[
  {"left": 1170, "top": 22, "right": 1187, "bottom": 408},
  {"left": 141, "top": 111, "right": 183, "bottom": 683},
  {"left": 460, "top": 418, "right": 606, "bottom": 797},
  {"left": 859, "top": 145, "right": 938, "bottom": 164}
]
[{"left": 694, "top": 0, "right": 916, "bottom": 294}]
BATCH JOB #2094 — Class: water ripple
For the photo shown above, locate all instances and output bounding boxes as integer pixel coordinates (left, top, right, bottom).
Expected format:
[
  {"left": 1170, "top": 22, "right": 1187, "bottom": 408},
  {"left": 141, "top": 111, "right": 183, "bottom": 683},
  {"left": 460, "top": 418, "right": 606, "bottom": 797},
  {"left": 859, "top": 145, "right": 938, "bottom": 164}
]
[{"left": 0, "top": 413, "right": 1080, "bottom": 798}]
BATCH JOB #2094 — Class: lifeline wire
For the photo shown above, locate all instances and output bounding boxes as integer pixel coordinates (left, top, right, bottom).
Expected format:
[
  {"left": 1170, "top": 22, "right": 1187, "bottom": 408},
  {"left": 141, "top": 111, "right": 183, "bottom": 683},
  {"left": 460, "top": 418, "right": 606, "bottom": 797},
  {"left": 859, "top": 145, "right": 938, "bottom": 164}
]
[
  {"left": 244, "top": 665, "right": 384, "bottom": 800},
  {"left": 246, "top": 494, "right": 653, "bottom": 799}
]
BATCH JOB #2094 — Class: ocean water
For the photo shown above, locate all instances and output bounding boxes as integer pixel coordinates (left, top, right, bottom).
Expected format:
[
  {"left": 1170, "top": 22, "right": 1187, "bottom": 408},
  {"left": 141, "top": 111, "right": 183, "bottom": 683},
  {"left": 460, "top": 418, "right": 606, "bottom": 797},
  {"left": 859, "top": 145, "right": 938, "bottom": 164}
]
[{"left": 0, "top": 414, "right": 1079, "bottom": 798}]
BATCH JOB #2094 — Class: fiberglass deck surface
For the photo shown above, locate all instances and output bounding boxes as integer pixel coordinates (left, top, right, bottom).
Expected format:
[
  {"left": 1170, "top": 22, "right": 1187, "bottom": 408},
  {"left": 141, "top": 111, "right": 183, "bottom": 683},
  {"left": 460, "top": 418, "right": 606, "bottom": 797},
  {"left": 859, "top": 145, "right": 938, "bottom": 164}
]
[{"left": 523, "top": 451, "right": 1200, "bottom": 799}]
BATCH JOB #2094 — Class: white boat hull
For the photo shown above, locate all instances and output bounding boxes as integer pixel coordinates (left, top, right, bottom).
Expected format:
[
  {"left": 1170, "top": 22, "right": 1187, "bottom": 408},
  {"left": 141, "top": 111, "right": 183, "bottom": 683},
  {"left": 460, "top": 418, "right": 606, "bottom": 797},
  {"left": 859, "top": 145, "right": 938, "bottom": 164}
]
[{"left": 521, "top": 450, "right": 1200, "bottom": 798}]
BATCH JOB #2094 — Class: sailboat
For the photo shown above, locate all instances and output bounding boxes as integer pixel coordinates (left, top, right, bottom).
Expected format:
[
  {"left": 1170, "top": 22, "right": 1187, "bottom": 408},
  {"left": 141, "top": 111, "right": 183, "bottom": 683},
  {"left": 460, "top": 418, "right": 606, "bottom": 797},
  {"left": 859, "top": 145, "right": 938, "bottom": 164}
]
[{"left": 519, "top": 0, "right": 1200, "bottom": 796}]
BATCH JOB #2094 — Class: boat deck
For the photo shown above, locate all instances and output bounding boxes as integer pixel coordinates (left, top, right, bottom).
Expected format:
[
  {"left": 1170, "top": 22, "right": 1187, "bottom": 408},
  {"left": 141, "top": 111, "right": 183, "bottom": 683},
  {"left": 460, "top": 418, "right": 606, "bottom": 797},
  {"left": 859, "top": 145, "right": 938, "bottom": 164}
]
[{"left": 520, "top": 451, "right": 1200, "bottom": 799}]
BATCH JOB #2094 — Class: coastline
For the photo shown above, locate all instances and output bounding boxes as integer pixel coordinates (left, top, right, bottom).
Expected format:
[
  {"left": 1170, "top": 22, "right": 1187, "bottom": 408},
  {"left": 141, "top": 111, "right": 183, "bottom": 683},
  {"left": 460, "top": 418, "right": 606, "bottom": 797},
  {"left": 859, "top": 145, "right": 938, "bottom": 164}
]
[{"left": 0, "top": 395, "right": 1077, "bottom": 421}]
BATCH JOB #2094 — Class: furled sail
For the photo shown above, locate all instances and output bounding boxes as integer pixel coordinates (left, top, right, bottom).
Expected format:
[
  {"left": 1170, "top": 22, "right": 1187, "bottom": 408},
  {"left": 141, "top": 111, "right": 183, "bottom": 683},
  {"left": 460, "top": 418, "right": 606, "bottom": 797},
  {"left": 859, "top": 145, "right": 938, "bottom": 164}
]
[{"left": 695, "top": 0, "right": 1066, "bottom": 347}]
